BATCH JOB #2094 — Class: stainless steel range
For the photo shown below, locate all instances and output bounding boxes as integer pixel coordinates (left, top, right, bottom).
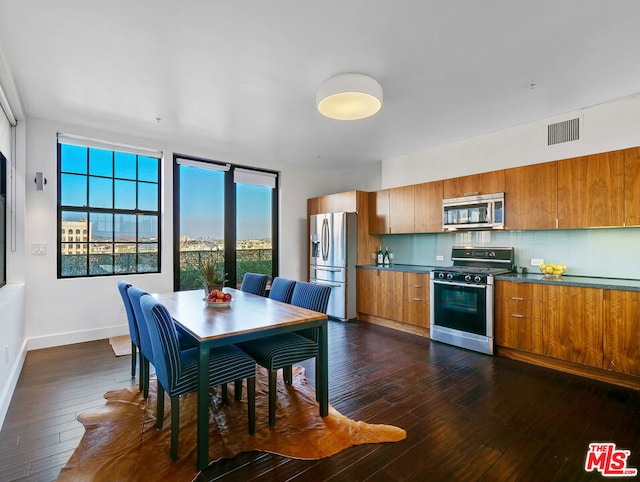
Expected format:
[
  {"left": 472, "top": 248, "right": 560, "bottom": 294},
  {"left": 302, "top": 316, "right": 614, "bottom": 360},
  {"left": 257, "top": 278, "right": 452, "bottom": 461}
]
[{"left": 430, "top": 247, "right": 514, "bottom": 355}]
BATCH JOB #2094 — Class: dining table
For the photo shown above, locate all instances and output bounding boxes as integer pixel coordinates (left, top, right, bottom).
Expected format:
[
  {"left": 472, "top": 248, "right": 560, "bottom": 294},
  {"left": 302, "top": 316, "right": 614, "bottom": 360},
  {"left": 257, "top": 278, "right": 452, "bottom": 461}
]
[{"left": 153, "top": 287, "right": 329, "bottom": 471}]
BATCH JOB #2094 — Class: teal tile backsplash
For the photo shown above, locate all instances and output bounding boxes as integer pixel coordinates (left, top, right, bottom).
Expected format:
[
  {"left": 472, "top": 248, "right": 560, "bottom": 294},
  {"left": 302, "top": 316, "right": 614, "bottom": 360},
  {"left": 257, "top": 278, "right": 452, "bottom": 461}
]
[{"left": 380, "top": 227, "right": 640, "bottom": 279}]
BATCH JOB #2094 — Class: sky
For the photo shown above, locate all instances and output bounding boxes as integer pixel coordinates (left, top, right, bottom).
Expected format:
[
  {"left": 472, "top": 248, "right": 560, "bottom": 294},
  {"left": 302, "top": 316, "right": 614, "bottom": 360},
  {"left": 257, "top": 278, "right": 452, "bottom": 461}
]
[{"left": 179, "top": 166, "right": 272, "bottom": 240}]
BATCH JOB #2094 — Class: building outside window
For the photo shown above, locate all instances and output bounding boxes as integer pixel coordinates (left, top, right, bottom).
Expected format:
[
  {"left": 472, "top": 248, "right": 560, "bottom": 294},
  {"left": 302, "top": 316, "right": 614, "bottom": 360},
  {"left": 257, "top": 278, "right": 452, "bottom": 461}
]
[{"left": 57, "top": 134, "right": 161, "bottom": 278}]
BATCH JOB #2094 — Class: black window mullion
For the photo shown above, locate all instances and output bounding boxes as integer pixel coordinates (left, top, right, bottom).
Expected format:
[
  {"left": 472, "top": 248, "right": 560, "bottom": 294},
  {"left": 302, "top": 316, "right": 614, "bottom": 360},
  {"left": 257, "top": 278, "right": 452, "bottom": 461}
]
[{"left": 224, "top": 169, "right": 237, "bottom": 288}]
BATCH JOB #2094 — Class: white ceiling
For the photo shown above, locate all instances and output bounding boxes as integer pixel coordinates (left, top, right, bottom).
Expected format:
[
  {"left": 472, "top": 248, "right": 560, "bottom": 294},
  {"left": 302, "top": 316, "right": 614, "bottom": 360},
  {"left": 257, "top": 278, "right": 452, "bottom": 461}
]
[{"left": 1, "top": 0, "right": 640, "bottom": 173}]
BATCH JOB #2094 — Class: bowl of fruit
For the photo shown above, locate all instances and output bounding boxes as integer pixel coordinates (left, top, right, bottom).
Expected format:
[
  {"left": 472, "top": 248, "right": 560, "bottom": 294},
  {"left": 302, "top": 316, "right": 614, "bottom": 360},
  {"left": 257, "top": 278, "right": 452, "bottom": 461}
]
[
  {"left": 539, "top": 263, "right": 566, "bottom": 278},
  {"left": 203, "top": 289, "right": 232, "bottom": 307}
]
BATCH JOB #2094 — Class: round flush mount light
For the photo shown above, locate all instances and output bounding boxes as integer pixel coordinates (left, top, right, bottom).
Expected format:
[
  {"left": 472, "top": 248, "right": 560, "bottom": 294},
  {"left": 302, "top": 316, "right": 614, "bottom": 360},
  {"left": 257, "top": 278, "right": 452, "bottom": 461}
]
[{"left": 316, "top": 73, "right": 383, "bottom": 121}]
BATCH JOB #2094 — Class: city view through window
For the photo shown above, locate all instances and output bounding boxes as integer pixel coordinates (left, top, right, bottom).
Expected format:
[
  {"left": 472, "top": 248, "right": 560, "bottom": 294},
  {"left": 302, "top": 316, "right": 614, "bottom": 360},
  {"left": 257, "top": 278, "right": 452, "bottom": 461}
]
[{"left": 177, "top": 161, "right": 275, "bottom": 290}]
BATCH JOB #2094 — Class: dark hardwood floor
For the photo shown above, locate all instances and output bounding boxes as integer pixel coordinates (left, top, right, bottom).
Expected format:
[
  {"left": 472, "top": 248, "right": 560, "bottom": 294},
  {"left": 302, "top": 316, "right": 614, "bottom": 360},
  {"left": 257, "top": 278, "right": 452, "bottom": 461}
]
[{"left": 1, "top": 320, "right": 639, "bottom": 481}]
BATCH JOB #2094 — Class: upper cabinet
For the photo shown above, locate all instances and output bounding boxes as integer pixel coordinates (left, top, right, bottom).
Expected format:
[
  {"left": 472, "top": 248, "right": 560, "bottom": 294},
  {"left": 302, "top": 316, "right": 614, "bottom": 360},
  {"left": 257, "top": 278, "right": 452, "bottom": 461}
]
[
  {"left": 625, "top": 147, "right": 640, "bottom": 226},
  {"left": 307, "top": 190, "right": 358, "bottom": 215},
  {"left": 557, "top": 151, "right": 624, "bottom": 228},
  {"left": 504, "top": 161, "right": 557, "bottom": 230},
  {"left": 370, "top": 181, "right": 443, "bottom": 234},
  {"left": 443, "top": 170, "right": 505, "bottom": 199},
  {"left": 369, "top": 186, "right": 415, "bottom": 234},
  {"left": 414, "top": 180, "right": 444, "bottom": 232}
]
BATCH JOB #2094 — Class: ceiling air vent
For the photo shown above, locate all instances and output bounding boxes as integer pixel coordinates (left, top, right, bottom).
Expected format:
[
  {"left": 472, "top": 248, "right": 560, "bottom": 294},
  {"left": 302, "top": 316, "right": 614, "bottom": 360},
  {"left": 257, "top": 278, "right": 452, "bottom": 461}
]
[{"left": 548, "top": 118, "right": 580, "bottom": 145}]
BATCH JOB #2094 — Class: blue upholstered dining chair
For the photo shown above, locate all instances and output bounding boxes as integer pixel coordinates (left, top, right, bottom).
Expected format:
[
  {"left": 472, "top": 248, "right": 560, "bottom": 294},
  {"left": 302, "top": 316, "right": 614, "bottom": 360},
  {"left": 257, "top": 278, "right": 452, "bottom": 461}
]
[
  {"left": 240, "top": 272, "right": 269, "bottom": 296},
  {"left": 117, "top": 281, "right": 142, "bottom": 382},
  {"left": 238, "top": 281, "right": 331, "bottom": 427},
  {"left": 127, "top": 285, "right": 197, "bottom": 399},
  {"left": 267, "top": 277, "right": 296, "bottom": 303},
  {"left": 140, "top": 294, "right": 257, "bottom": 460}
]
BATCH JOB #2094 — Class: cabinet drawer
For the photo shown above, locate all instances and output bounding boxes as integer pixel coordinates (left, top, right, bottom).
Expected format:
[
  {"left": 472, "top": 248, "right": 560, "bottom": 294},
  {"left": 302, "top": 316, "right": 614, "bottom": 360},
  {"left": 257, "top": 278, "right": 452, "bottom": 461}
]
[{"left": 497, "top": 298, "right": 544, "bottom": 319}]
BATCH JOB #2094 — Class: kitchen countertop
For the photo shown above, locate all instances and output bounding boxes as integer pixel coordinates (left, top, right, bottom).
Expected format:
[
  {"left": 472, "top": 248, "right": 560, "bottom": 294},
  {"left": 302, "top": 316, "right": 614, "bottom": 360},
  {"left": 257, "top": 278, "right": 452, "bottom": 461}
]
[{"left": 357, "top": 264, "right": 640, "bottom": 292}]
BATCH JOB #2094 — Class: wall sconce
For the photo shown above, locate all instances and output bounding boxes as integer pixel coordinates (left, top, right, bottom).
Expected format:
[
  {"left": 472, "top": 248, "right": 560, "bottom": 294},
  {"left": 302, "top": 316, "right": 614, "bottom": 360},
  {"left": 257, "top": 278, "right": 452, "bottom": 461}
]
[{"left": 34, "top": 172, "right": 47, "bottom": 191}]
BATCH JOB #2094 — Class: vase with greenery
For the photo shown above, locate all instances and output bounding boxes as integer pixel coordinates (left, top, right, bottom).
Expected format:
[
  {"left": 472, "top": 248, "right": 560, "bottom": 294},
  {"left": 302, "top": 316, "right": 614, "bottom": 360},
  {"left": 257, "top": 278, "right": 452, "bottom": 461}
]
[{"left": 200, "top": 260, "right": 227, "bottom": 295}]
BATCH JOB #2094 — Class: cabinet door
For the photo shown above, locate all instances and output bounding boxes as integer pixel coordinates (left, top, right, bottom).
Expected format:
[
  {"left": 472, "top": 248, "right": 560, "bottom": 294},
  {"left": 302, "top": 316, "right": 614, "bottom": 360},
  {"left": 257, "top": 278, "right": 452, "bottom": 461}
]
[
  {"left": 368, "top": 190, "right": 389, "bottom": 234},
  {"left": 357, "top": 268, "right": 379, "bottom": 315},
  {"left": 625, "top": 147, "right": 640, "bottom": 226},
  {"left": 557, "top": 150, "right": 624, "bottom": 228},
  {"left": 389, "top": 185, "right": 415, "bottom": 233},
  {"left": 443, "top": 170, "right": 505, "bottom": 199},
  {"left": 603, "top": 290, "right": 640, "bottom": 377},
  {"left": 402, "top": 272, "right": 430, "bottom": 327},
  {"left": 504, "top": 162, "right": 557, "bottom": 230},
  {"left": 495, "top": 282, "right": 543, "bottom": 354},
  {"left": 414, "top": 180, "right": 443, "bottom": 232},
  {"left": 543, "top": 285, "right": 603, "bottom": 368}
]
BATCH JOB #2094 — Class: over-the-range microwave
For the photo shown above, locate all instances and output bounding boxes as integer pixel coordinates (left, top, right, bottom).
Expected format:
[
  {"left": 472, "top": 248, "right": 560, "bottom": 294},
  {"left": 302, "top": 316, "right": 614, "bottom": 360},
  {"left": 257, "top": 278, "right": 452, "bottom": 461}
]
[{"left": 442, "top": 192, "right": 504, "bottom": 230}]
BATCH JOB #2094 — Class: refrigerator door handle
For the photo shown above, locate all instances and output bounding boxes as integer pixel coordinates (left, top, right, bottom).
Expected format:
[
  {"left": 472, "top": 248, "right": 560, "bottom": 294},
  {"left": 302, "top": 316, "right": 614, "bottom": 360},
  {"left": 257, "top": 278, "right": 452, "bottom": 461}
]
[
  {"left": 312, "top": 280, "right": 342, "bottom": 288},
  {"left": 321, "top": 218, "right": 330, "bottom": 260}
]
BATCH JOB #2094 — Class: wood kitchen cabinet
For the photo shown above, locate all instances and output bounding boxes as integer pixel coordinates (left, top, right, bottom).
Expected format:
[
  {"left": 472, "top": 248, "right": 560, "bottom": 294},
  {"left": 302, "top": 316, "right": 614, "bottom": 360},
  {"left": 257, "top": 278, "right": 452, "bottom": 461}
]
[
  {"left": 402, "top": 272, "right": 430, "bottom": 328},
  {"left": 356, "top": 268, "right": 403, "bottom": 321},
  {"left": 624, "top": 147, "right": 640, "bottom": 226},
  {"left": 369, "top": 185, "right": 415, "bottom": 234},
  {"left": 557, "top": 150, "right": 624, "bottom": 228},
  {"left": 307, "top": 190, "right": 358, "bottom": 215},
  {"left": 543, "top": 284, "right": 603, "bottom": 368},
  {"left": 603, "top": 289, "right": 640, "bottom": 377},
  {"left": 495, "top": 281, "right": 544, "bottom": 354},
  {"left": 414, "top": 180, "right": 443, "bottom": 232},
  {"left": 442, "top": 169, "right": 505, "bottom": 199},
  {"left": 504, "top": 162, "right": 557, "bottom": 230}
]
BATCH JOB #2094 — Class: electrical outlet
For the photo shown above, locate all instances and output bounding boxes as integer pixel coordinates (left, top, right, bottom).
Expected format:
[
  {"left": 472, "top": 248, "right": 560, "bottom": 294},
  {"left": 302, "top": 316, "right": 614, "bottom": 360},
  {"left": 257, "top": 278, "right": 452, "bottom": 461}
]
[
  {"left": 530, "top": 258, "right": 544, "bottom": 266},
  {"left": 436, "top": 255, "right": 444, "bottom": 261}
]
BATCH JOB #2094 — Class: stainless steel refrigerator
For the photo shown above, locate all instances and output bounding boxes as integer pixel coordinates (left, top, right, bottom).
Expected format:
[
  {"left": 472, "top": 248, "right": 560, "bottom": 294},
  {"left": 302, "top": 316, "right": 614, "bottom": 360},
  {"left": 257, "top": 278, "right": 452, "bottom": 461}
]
[{"left": 309, "top": 212, "right": 357, "bottom": 321}]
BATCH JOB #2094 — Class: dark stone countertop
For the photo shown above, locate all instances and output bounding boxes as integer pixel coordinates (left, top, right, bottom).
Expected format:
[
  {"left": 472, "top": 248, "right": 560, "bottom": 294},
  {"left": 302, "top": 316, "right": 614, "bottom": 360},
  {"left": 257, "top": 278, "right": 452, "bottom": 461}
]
[{"left": 357, "top": 264, "right": 640, "bottom": 292}]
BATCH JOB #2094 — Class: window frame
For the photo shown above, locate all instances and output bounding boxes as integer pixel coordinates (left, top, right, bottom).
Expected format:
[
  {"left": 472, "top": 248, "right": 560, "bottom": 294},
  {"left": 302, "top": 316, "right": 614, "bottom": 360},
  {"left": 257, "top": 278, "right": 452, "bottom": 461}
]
[
  {"left": 0, "top": 151, "right": 6, "bottom": 288},
  {"left": 172, "top": 154, "right": 279, "bottom": 291},
  {"left": 57, "top": 136, "right": 162, "bottom": 279}
]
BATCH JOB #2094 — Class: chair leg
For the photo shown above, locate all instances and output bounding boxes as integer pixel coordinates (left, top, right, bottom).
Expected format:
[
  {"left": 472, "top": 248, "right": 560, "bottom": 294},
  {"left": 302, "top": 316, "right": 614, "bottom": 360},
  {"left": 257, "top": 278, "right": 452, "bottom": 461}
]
[
  {"left": 143, "top": 358, "right": 150, "bottom": 399},
  {"left": 221, "top": 384, "right": 228, "bottom": 405},
  {"left": 234, "top": 379, "right": 243, "bottom": 400},
  {"left": 315, "top": 356, "right": 320, "bottom": 402},
  {"left": 157, "top": 384, "right": 165, "bottom": 429},
  {"left": 170, "top": 396, "right": 180, "bottom": 460},
  {"left": 131, "top": 342, "right": 137, "bottom": 377},
  {"left": 247, "top": 377, "right": 256, "bottom": 435},
  {"left": 283, "top": 365, "right": 293, "bottom": 385},
  {"left": 268, "top": 370, "right": 277, "bottom": 428}
]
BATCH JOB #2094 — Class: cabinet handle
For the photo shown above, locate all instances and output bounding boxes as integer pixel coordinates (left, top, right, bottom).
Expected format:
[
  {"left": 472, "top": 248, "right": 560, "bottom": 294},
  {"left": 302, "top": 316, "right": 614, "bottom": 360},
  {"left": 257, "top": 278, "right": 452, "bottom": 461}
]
[
  {"left": 510, "top": 314, "right": 525, "bottom": 318},
  {"left": 411, "top": 298, "right": 422, "bottom": 301},
  {"left": 511, "top": 297, "right": 524, "bottom": 301},
  {"left": 412, "top": 284, "right": 423, "bottom": 288}
]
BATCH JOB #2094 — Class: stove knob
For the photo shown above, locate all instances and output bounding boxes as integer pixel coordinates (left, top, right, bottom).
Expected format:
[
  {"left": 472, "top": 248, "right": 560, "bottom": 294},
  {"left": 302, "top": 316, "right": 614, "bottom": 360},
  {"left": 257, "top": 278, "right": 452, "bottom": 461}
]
[
  {"left": 438, "top": 272, "right": 445, "bottom": 279},
  {"left": 474, "top": 275, "right": 482, "bottom": 283},
  {"left": 464, "top": 274, "right": 472, "bottom": 282},
  {"left": 446, "top": 273, "right": 454, "bottom": 280}
]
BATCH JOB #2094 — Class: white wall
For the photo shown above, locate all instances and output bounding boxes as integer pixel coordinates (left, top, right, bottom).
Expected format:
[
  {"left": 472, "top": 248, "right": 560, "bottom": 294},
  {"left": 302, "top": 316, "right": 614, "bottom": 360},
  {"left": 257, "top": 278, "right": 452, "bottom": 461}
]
[
  {"left": 23, "top": 116, "right": 379, "bottom": 349},
  {"left": 382, "top": 94, "right": 640, "bottom": 188}
]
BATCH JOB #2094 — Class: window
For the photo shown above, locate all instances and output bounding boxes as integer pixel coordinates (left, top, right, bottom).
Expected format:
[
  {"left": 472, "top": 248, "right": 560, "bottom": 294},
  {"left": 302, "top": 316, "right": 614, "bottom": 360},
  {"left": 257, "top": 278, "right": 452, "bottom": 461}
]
[
  {"left": 0, "top": 151, "right": 6, "bottom": 288},
  {"left": 173, "top": 156, "right": 278, "bottom": 291},
  {"left": 57, "top": 134, "right": 161, "bottom": 278}
]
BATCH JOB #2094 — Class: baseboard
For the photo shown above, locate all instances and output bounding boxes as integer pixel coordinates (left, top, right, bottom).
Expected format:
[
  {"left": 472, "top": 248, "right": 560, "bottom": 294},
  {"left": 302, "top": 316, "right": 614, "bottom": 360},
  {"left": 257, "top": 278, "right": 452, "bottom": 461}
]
[
  {"left": 0, "top": 338, "right": 28, "bottom": 431},
  {"left": 26, "top": 324, "right": 129, "bottom": 351}
]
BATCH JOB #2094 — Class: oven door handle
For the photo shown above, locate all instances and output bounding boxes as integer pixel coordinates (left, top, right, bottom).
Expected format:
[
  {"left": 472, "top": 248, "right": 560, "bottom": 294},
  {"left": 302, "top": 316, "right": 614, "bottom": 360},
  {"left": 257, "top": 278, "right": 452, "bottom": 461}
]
[{"left": 431, "top": 280, "right": 487, "bottom": 290}]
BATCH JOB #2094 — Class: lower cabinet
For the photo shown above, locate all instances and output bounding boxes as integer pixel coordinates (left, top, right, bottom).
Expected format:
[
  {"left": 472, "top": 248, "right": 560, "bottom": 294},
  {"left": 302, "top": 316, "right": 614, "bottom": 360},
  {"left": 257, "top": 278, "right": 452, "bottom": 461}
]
[
  {"left": 496, "top": 281, "right": 640, "bottom": 386},
  {"left": 603, "top": 289, "right": 640, "bottom": 377},
  {"left": 356, "top": 268, "right": 430, "bottom": 334}
]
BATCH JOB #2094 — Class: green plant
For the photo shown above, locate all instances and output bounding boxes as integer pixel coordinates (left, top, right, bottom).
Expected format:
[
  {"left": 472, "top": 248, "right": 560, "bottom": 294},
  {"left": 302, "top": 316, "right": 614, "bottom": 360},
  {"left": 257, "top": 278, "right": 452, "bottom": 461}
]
[{"left": 200, "top": 260, "right": 227, "bottom": 286}]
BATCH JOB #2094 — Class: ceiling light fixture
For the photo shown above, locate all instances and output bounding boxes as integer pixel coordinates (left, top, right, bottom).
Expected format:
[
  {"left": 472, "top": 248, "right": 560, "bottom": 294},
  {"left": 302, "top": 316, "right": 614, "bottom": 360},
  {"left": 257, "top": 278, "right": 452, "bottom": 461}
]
[{"left": 316, "top": 73, "right": 383, "bottom": 121}]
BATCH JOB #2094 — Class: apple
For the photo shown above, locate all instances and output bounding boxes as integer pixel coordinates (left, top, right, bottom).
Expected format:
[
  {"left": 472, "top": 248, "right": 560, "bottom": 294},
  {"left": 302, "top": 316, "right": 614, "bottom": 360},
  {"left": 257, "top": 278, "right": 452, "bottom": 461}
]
[{"left": 223, "top": 293, "right": 232, "bottom": 302}]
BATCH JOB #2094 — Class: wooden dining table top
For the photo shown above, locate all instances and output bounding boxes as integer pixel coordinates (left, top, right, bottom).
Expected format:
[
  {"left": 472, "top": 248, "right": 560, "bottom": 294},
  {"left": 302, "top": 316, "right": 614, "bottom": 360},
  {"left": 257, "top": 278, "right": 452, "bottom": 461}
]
[{"left": 153, "top": 288, "right": 327, "bottom": 342}]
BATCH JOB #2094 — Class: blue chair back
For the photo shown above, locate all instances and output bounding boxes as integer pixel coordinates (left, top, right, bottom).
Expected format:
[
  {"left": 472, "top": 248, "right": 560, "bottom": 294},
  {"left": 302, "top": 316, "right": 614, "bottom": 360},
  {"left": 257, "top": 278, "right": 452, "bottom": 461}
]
[
  {"left": 140, "top": 295, "right": 183, "bottom": 394},
  {"left": 117, "top": 281, "right": 139, "bottom": 346},
  {"left": 241, "top": 273, "right": 269, "bottom": 296},
  {"left": 127, "top": 285, "right": 154, "bottom": 361},
  {"left": 269, "top": 278, "right": 296, "bottom": 303},
  {"left": 291, "top": 281, "right": 331, "bottom": 313}
]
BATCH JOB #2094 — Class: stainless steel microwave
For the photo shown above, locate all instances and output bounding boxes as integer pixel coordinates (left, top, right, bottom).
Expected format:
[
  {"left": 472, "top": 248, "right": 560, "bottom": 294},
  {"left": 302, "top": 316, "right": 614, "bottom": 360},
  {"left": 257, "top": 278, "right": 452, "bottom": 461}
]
[{"left": 442, "top": 192, "right": 504, "bottom": 230}]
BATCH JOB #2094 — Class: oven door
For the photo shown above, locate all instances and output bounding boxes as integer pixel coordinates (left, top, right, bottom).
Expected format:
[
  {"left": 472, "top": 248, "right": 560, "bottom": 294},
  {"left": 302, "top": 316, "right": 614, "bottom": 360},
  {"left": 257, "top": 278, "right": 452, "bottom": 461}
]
[{"left": 430, "top": 279, "right": 494, "bottom": 354}]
